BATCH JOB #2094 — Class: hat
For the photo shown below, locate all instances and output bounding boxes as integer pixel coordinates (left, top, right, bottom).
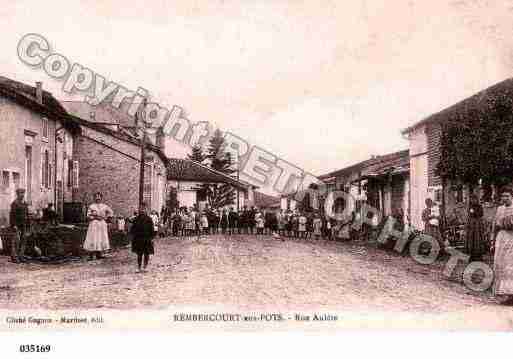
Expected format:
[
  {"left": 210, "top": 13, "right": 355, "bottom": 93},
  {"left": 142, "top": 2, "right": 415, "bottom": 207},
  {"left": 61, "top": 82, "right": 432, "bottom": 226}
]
[{"left": 15, "top": 188, "right": 26, "bottom": 194}]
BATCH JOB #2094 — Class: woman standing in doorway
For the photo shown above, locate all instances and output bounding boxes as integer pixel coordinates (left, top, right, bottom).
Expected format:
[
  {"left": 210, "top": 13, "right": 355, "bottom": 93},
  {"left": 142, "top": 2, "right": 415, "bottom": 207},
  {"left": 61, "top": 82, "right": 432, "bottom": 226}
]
[{"left": 84, "top": 192, "right": 113, "bottom": 260}]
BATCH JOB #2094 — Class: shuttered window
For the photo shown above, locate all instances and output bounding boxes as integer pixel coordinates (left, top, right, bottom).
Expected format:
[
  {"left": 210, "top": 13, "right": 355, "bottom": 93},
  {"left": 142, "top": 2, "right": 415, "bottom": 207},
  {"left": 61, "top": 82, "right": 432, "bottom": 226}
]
[
  {"left": 72, "top": 160, "right": 79, "bottom": 188},
  {"left": 42, "top": 117, "right": 49, "bottom": 142}
]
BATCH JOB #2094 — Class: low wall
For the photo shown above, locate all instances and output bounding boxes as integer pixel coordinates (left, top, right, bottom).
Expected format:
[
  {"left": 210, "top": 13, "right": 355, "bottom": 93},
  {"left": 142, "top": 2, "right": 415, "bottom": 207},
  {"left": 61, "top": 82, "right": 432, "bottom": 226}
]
[{"left": 0, "top": 225, "right": 129, "bottom": 257}]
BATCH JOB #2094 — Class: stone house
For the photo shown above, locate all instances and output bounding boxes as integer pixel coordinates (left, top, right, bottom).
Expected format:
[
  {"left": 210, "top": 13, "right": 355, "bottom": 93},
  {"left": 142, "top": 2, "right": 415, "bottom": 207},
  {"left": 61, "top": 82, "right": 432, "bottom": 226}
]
[{"left": 71, "top": 118, "right": 168, "bottom": 218}]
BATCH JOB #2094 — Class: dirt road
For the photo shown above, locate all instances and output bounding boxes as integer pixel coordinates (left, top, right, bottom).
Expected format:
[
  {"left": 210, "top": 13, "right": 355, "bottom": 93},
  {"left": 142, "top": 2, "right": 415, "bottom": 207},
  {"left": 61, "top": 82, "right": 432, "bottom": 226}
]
[{"left": 0, "top": 235, "right": 502, "bottom": 314}]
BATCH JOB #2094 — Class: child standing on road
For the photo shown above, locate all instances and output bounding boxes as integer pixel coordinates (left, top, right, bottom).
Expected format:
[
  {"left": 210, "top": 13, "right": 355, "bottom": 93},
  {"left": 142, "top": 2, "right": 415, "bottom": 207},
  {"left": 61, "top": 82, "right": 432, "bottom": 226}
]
[
  {"left": 131, "top": 203, "right": 156, "bottom": 273},
  {"left": 255, "top": 210, "right": 265, "bottom": 235},
  {"left": 298, "top": 212, "right": 307, "bottom": 239},
  {"left": 200, "top": 212, "right": 209, "bottom": 236},
  {"left": 313, "top": 214, "right": 322, "bottom": 240}
]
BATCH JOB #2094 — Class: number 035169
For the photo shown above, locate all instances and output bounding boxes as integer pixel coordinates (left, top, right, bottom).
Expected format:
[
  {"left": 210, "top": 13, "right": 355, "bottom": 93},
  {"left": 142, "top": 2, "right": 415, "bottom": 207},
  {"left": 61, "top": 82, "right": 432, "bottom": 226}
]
[{"left": 19, "top": 345, "right": 51, "bottom": 353}]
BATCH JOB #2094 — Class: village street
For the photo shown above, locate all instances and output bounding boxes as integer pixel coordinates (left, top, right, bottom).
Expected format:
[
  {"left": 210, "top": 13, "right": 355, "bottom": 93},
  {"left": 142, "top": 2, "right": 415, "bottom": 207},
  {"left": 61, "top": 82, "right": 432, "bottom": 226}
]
[{"left": 0, "top": 235, "right": 509, "bottom": 323}]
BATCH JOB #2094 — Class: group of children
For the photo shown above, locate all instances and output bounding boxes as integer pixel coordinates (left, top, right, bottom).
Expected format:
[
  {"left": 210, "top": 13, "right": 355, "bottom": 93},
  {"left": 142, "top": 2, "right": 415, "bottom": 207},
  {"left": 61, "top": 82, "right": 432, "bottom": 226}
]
[
  {"left": 157, "top": 206, "right": 270, "bottom": 237},
  {"left": 146, "top": 205, "right": 375, "bottom": 241}
]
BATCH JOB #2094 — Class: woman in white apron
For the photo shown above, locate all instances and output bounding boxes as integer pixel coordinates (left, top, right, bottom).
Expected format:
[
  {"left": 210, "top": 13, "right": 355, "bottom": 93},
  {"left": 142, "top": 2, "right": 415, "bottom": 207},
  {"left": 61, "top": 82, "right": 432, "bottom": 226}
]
[
  {"left": 84, "top": 192, "right": 113, "bottom": 260},
  {"left": 492, "top": 186, "right": 513, "bottom": 305}
]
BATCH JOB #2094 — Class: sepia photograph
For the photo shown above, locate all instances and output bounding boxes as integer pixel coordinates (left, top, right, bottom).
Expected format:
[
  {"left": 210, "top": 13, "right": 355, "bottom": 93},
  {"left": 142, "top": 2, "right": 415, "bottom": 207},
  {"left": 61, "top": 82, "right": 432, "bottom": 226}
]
[{"left": 1, "top": 1, "right": 513, "bottom": 354}]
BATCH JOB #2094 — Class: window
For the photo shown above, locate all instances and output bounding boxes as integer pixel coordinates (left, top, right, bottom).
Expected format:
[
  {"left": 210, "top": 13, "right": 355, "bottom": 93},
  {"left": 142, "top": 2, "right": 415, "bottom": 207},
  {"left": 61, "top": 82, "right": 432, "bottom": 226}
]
[
  {"left": 40, "top": 148, "right": 53, "bottom": 189},
  {"left": 2, "top": 171, "right": 9, "bottom": 190},
  {"left": 434, "top": 188, "right": 442, "bottom": 203},
  {"left": 12, "top": 172, "right": 20, "bottom": 189},
  {"left": 25, "top": 146, "right": 32, "bottom": 203},
  {"left": 67, "top": 159, "right": 73, "bottom": 188},
  {"left": 42, "top": 117, "right": 49, "bottom": 142},
  {"left": 72, "top": 160, "right": 79, "bottom": 188},
  {"left": 48, "top": 163, "right": 53, "bottom": 188}
]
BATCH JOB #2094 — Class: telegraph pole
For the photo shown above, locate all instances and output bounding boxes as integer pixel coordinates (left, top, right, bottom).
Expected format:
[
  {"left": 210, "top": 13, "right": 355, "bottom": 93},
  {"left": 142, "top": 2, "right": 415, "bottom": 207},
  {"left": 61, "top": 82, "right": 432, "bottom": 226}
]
[
  {"left": 138, "top": 99, "right": 148, "bottom": 211},
  {"left": 236, "top": 151, "right": 240, "bottom": 212}
]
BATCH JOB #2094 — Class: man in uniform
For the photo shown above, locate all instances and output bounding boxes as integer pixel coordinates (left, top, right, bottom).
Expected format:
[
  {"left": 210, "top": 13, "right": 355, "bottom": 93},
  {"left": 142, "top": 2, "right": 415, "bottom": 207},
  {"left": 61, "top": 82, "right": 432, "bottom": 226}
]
[{"left": 9, "top": 188, "right": 30, "bottom": 263}]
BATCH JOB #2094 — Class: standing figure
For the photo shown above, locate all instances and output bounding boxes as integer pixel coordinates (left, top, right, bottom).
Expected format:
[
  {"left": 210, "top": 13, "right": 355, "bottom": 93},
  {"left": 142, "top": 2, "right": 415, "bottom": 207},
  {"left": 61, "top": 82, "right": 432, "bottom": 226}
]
[
  {"left": 126, "top": 210, "right": 138, "bottom": 243},
  {"left": 255, "top": 210, "right": 264, "bottom": 235},
  {"left": 276, "top": 210, "right": 284, "bottom": 236},
  {"left": 285, "top": 210, "right": 293, "bottom": 237},
  {"left": 186, "top": 209, "right": 195, "bottom": 237},
  {"left": 150, "top": 210, "right": 160, "bottom": 236},
  {"left": 228, "top": 207, "right": 239, "bottom": 235},
  {"left": 422, "top": 198, "right": 441, "bottom": 242},
  {"left": 190, "top": 207, "right": 198, "bottom": 236},
  {"left": 220, "top": 209, "right": 229, "bottom": 234},
  {"left": 491, "top": 186, "right": 513, "bottom": 305},
  {"left": 248, "top": 206, "right": 257, "bottom": 234},
  {"left": 83, "top": 192, "right": 113, "bottom": 260},
  {"left": 9, "top": 188, "right": 30, "bottom": 263},
  {"left": 161, "top": 206, "right": 170, "bottom": 227},
  {"left": 130, "top": 203, "right": 155, "bottom": 273},
  {"left": 268, "top": 210, "right": 278, "bottom": 236},
  {"left": 171, "top": 210, "right": 181, "bottom": 237},
  {"left": 292, "top": 212, "right": 299, "bottom": 238},
  {"left": 180, "top": 209, "right": 188, "bottom": 236},
  {"left": 238, "top": 207, "right": 246, "bottom": 234},
  {"left": 298, "top": 212, "right": 307, "bottom": 238},
  {"left": 465, "top": 194, "right": 486, "bottom": 261},
  {"left": 213, "top": 209, "right": 220, "bottom": 234},
  {"left": 313, "top": 213, "right": 322, "bottom": 240},
  {"left": 200, "top": 211, "right": 209, "bottom": 235}
]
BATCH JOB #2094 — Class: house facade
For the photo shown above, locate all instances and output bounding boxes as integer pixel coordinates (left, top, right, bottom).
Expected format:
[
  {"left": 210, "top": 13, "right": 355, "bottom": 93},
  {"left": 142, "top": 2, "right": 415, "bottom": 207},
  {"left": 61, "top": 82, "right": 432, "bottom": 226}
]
[
  {"left": 401, "top": 79, "right": 513, "bottom": 229},
  {"left": 356, "top": 150, "right": 410, "bottom": 221},
  {"left": 0, "top": 77, "right": 79, "bottom": 226},
  {"left": 167, "top": 158, "right": 255, "bottom": 211},
  {"left": 317, "top": 150, "right": 410, "bottom": 223}
]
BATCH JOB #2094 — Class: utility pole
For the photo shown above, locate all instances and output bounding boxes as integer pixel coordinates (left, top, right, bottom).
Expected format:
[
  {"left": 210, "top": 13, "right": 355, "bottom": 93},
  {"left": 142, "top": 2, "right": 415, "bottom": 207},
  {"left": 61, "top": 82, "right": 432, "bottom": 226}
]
[
  {"left": 236, "top": 150, "right": 240, "bottom": 212},
  {"left": 138, "top": 99, "right": 148, "bottom": 211}
]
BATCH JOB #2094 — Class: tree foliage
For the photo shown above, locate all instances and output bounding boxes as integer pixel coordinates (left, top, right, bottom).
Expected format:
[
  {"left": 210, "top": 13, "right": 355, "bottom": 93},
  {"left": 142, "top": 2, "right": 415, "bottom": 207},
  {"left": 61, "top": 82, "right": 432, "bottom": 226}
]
[
  {"left": 188, "top": 144, "right": 206, "bottom": 164},
  {"left": 436, "top": 91, "right": 513, "bottom": 188},
  {"left": 201, "top": 129, "right": 236, "bottom": 209}
]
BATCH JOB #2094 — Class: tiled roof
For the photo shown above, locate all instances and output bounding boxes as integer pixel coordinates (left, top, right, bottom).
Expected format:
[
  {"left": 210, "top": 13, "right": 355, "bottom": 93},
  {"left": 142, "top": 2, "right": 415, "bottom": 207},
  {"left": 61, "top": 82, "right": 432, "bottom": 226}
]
[
  {"left": 71, "top": 116, "right": 168, "bottom": 165},
  {"left": 0, "top": 75, "right": 80, "bottom": 133},
  {"left": 317, "top": 158, "right": 373, "bottom": 180},
  {"left": 317, "top": 149, "right": 410, "bottom": 184},
  {"left": 0, "top": 76, "right": 68, "bottom": 114},
  {"left": 360, "top": 149, "right": 410, "bottom": 178},
  {"left": 167, "top": 158, "right": 256, "bottom": 190}
]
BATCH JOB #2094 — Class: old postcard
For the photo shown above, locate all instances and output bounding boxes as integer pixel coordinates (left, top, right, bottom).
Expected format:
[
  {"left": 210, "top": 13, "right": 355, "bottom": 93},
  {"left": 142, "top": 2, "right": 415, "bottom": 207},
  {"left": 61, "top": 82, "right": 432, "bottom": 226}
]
[{"left": 2, "top": 1, "right": 513, "bottom": 351}]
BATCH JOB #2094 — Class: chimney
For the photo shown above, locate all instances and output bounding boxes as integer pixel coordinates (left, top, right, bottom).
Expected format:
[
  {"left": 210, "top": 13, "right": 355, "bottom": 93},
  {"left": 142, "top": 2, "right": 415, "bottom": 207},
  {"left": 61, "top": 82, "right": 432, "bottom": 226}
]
[
  {"left": 90, "top": 112, "right": 96, "bottom": 121},
  {"left": 35, "top": 82, "right": 43, "bottom": 104}
]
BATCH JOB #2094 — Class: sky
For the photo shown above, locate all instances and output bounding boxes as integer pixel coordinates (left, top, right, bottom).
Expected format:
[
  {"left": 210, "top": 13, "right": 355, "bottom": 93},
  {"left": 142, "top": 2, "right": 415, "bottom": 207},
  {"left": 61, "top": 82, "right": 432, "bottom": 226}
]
[{"left": 2, "top": 0, "right": 513, "bottom": 194}]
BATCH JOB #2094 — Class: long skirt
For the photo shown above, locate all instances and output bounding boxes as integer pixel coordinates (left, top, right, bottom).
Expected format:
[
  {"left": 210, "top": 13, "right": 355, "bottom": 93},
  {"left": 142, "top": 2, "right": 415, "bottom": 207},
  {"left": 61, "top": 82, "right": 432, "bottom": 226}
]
[
  {"left": 493, "top": 229, "right": 513, "bottom": 296},
  {"left": 465, "top": 218, "right": 486, "bottom": 260},
  {"left": 424, "top": 224, "right": 441, "bottom": 244},
  {"left": 83, "top": 220, "right": 110, "bottom": 251},
  {"left": 131, "top": 236, "right": 154, "bottom": 255}
]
